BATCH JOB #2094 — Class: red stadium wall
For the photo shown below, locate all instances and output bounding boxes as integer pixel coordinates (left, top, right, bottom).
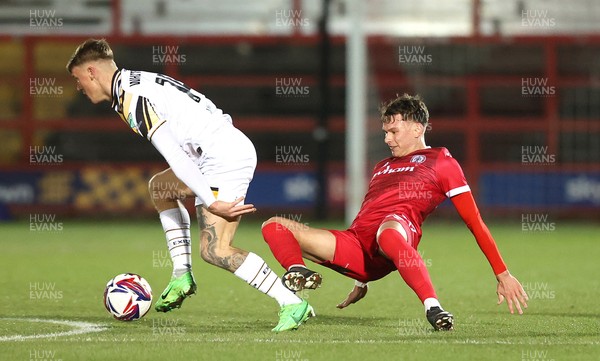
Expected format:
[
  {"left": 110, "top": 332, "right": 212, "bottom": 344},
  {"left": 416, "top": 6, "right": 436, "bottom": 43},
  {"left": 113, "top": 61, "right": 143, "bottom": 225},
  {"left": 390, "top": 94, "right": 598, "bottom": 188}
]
[{"left": 0, "top": 34, "right": 599, "bottom": 219}]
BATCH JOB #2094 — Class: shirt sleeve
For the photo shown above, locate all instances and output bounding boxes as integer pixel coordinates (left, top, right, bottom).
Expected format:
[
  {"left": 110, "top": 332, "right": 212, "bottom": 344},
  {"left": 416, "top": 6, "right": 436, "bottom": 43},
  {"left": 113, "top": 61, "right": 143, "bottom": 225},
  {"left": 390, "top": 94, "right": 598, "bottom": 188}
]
[
  {"left": 435, "top": 149, "right": 471, "bottom": 198},
  {"left": 451, "top": 191, "right": 508, "bottom": 275},
  {"left": 150, "top": 122, "right": 217, "bottom": 207}
]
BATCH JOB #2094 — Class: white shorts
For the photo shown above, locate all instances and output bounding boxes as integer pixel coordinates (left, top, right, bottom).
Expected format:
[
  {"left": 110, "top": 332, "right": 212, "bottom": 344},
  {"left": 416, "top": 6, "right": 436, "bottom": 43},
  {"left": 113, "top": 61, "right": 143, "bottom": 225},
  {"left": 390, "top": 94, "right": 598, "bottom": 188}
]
[{"left": 193, "top": 127, "right": 257, "bottom": 206}]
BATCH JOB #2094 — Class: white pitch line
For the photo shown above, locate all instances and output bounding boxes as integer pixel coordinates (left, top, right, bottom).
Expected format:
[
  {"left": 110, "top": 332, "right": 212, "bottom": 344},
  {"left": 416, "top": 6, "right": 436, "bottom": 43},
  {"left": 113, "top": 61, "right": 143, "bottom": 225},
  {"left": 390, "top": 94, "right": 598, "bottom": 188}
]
[{"left": 0, "top": 318, "right": 108, "bottom": 342}]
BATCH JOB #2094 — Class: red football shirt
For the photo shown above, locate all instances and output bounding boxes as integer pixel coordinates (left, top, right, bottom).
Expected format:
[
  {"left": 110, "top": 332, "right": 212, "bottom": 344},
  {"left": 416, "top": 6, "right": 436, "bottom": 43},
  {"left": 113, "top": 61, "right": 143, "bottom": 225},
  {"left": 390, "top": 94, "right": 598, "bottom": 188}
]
[{"left": 349, "top": 147, "right": 470, "bottom": 253}]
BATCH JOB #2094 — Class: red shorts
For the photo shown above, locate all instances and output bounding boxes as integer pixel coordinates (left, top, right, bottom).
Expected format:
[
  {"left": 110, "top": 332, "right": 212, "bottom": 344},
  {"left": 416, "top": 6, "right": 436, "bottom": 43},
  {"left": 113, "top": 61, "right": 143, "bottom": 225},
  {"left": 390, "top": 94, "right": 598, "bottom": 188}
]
[
  {"left": 319, "top": 229, "right": 396, "bottom": 283},
  {"left": 318, "top": 213, "right": 420, "bottom": 283}
]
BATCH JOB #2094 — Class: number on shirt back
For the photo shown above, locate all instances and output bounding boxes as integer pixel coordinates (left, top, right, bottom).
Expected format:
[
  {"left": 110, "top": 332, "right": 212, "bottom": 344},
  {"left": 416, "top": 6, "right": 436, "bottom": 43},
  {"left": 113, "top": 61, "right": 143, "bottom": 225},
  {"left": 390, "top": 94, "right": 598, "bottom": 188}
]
[{"left": 155, "top": 74, "right": 201, "bottom": 103}]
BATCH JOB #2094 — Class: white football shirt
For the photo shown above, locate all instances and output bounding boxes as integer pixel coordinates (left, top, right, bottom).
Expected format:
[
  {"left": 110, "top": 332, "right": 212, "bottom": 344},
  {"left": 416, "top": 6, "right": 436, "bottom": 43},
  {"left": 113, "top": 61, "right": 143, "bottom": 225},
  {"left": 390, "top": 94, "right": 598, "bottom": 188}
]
[{"left": 110, "top": 69, "right": 236, "bottom": 206}]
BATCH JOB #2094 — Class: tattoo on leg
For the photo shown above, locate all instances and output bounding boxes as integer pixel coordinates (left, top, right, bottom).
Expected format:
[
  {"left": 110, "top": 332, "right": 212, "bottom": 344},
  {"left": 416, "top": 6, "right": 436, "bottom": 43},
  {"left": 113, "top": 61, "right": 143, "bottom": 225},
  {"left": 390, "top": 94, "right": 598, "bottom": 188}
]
[
  {"left": 197, "top": 208, "right": 248, "bottom": 272},
  {"left": 218, "top": 252, "right": 247, "bottom": 272},
  {"left": 196, "top": 207, "right": 208, "bottom": 229}
]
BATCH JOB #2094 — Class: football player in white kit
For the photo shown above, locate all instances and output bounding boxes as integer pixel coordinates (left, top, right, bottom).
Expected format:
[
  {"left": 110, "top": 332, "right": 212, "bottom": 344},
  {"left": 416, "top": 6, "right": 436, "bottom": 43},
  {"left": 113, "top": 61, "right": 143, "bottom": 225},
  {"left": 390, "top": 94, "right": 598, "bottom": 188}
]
[{"left": 67, "top": 39, "right": 314, "bottom": 331}]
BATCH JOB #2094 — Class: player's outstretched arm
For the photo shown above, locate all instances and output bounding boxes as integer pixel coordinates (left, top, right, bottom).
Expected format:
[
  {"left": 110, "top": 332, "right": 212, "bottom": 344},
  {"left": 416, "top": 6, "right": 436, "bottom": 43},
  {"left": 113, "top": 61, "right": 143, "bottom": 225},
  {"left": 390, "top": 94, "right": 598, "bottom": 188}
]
[
  {"left": 496, "top": 270, "right": 529, "bottom": 315},
  {"left": 151, "top": 125, "right": 256, "bottom": 220},
  {"left": 151, "top": 123, "right": 217, "bottom": 206},
  {"left": 450, "top": 191, "right": 528, "bottom": 314},
  {"left": 336, "top": 281, "right": 368, "bottom": 309}
]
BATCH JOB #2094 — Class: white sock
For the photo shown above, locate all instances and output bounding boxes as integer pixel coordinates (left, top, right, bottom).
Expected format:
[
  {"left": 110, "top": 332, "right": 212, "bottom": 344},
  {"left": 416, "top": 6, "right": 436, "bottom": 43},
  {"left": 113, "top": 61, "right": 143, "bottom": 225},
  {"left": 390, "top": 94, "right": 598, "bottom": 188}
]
[
  {"left": 159, "top": 206, "right": 192, "bottom": 278},
  {"left": 424, "top": 297, "right": 442, "bottom": 312},
  {"left": 234, "top": 252, "right": 302, "bottom": 307}
]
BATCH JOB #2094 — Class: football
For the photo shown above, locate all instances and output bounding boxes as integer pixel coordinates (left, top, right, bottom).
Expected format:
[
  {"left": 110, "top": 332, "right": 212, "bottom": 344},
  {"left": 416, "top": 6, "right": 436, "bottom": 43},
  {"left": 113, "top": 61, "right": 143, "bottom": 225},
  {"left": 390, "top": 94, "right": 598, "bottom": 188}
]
[{"left": 103, "top": 273, "right": 152, "bottom": 321}]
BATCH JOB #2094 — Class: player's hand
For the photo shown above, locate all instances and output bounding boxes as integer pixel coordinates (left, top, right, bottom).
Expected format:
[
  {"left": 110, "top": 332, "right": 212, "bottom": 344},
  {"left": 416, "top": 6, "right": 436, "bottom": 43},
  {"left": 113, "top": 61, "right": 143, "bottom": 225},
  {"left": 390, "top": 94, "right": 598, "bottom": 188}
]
[
  {"left": 207, "top": 197, "right": 256, "bottom": 221},
  {"left": 496, "top": 270, "right": 529, "bottom": 314},
  {"left": 336, "top": 283, "right": 368, "bottom": 309}
]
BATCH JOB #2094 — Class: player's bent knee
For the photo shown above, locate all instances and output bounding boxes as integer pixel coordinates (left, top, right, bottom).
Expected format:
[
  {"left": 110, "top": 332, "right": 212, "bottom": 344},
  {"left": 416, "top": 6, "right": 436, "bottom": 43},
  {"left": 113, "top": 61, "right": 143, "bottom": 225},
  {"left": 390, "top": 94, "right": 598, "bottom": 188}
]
[
  {"left": 377, "top": 221, "right": 403, "bottom": 236},
  {"left": 261, "top": 216, "right": 297, "bottom": 230},
  {"left": 148, "top": 173, "right": 160, "bottom": 194},
  {"left": 148, "top": 172, "right": 172, "bottom": 198},
  {"left": 261, "top": 217, "right": 279, "bottom": 229},
  {"left": 262, "top": 216, "right": 306, "bottom": 234}
]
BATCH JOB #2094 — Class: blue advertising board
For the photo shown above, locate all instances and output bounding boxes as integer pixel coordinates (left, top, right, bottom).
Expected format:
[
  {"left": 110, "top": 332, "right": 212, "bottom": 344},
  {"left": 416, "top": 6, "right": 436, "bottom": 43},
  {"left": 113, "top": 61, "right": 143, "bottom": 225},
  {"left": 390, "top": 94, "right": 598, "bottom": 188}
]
[
  {"left": 480, "top": 172, "right": 600, "bottom": 207},
  {"left": 0, "top": 167, "right": 320, "bottom": 218}
]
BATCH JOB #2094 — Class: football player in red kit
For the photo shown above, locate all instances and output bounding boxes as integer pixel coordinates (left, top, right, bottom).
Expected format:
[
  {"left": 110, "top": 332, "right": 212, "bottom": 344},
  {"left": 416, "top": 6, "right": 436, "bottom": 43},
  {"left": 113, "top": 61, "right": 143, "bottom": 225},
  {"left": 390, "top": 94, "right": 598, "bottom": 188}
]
[{"left": 261, "top": 94, "right": 529, "bottom": 331}]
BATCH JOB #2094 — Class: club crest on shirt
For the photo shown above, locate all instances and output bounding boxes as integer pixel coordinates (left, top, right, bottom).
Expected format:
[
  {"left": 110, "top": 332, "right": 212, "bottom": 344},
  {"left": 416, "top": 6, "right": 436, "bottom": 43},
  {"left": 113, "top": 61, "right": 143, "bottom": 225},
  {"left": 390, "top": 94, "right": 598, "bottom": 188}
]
[{"left": 410, "top": 155, "right": 426, "bottom": 163}]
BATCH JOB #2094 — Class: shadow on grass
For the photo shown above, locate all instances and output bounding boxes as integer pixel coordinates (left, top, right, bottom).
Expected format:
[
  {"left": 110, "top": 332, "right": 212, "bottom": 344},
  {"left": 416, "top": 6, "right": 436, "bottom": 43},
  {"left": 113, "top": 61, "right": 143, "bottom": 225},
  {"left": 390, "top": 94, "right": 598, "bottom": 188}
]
[
  {"left": 145, "top": 314, "right": 399, "bottom": 335},
  {"left": 523, "top": 311, "right": 600, "bottom": 319},
  {"left": 309, "top": 314, "right": 395, "bottom": 327},
  {"left": 472, "top": 310, "right": 600, "bottom": 320}
]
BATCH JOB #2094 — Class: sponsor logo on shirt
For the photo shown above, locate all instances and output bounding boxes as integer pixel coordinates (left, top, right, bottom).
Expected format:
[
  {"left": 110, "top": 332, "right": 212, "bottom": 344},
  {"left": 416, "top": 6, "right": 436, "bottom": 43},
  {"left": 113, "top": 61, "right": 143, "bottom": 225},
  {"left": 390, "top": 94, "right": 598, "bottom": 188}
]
[
  {"left": 127, "top": 113, "right": 138, "bottom": 133},
  {"left": 372, "top": 163, "right": 414, "bottom": 179}
]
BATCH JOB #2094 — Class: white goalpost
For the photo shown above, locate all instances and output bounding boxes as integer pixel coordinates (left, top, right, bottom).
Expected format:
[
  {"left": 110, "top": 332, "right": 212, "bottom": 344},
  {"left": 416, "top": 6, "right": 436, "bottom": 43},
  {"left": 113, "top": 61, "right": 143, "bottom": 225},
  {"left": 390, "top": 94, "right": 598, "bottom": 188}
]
[{"left": 345, "top": 0, "right": 367, "bottom": 224}]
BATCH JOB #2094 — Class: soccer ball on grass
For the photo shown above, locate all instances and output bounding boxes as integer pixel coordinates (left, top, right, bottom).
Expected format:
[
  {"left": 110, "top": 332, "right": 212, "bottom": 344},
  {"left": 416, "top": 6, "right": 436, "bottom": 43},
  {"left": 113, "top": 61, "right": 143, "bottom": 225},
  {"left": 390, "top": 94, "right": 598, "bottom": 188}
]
[{"left": 104, "top": 273, "right": 152, "bottom": 321}]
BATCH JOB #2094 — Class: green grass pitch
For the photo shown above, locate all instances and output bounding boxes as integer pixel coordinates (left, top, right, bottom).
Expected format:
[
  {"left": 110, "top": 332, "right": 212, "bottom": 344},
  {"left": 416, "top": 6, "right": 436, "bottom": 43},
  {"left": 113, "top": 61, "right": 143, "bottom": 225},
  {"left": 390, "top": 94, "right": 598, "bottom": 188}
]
[{"left": 0, "top": 218, "right": 598, "bottom": 360}]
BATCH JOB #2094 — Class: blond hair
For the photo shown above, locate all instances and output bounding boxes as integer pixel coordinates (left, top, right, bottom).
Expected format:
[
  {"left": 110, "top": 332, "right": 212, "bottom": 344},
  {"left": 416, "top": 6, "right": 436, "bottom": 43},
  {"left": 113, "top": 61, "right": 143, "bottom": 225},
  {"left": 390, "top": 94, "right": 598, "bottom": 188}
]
[{"left": 66, "top": 38, "right": 114, "bottom": 73}]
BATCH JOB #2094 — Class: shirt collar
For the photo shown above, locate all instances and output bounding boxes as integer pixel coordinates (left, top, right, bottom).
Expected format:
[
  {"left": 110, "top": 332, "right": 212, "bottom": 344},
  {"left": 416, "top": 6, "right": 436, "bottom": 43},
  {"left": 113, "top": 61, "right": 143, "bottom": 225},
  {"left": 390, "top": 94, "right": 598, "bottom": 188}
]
[{"left": 110, "top": 69, "right": 122, "bottom": 109}]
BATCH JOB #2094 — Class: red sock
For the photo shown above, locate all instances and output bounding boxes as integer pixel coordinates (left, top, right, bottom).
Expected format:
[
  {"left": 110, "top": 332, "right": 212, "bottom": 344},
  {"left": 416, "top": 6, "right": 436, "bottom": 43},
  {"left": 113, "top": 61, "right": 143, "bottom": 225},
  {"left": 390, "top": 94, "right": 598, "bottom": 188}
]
[
  {"left": 261, "top": 222, "right": 305, "bottom": 270},
  {"left": 378, "top": 228, "right": 437, "bottom": 303}
]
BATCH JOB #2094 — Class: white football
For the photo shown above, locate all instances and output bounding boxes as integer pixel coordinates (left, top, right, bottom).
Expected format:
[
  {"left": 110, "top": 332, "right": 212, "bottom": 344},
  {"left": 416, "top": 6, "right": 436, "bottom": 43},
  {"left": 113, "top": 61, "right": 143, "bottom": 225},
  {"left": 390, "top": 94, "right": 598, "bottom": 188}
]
[{"left": 104, "top": 273, "right": 152, "bottom": 321}]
